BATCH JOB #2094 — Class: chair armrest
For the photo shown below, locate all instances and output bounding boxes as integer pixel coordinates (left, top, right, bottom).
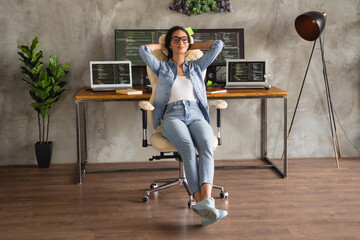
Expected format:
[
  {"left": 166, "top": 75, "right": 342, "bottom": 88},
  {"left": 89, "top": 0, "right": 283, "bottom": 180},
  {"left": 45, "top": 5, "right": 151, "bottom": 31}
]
[
  {"left": 139, "top": 101, "right": 154, "bottom": 111},
  {"left": 139, "top": 101, "right": 154, "bottom": 147},
  {"left": 209, "top": 100, "right": 227, "bottom": 146},
  {"left": 209, "top": 100, "right": 228, "bottom": 110}
]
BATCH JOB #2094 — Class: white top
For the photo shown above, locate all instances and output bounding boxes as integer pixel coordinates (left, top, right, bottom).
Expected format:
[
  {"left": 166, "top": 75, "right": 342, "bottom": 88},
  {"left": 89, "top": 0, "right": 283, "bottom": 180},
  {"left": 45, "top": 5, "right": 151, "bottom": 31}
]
[{"left": 167, "top": 75, "right": 197, "bottom": 104}]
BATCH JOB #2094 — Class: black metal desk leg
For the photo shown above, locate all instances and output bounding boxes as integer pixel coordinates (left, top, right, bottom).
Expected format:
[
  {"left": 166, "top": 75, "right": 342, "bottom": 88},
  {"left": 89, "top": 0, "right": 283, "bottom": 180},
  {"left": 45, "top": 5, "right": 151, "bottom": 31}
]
[
  {"left": 76, "top": 101, "right": 89, "bottom": 184},
  {"left": 284, "top": 97, "right": 288, "bottom": 178},
  {"left": 260, "top": 97, "right": 287, "bottom": 178},
  {"left": 76, "top": 101, "right": 82, "bottom": 183},
  {"left": 261, "top": 98, "right": 267, "bottom": 159},
  {"left": 83, "top": 102, "right": 88, "bottom": 165}
]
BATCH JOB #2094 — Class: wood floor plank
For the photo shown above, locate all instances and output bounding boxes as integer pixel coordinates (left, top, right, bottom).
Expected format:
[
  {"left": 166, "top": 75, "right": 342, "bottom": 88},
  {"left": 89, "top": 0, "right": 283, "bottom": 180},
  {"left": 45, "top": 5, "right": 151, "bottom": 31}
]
[{"left": 0, "top": 158, "right": 359, "bottom": 240}]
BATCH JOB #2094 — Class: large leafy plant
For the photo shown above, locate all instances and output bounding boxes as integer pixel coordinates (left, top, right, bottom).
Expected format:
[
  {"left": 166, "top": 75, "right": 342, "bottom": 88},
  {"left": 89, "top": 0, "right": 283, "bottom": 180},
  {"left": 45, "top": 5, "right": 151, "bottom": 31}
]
[
  {"left": 18, "top": 37, "right": 69, "bottom": 144},
  {"left": 169, "top": 0, "right": 233, "bottom": 16}
]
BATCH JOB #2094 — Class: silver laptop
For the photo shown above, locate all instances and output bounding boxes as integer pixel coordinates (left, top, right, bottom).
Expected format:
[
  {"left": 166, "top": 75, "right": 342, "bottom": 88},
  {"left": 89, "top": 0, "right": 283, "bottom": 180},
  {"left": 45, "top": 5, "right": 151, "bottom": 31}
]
[
  {"left": 225, "top": 60, "right": 266, "bottom": 89},
  {"left": 90, "top": 61, "right": 132, "bottom": 91}
]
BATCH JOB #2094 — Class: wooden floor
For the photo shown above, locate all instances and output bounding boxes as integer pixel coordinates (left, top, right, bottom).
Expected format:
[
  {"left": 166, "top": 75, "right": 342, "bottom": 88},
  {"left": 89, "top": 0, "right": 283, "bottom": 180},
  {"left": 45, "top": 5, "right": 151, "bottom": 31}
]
[{"left": 0, "top": 158, "right": 359, "bottom": 240}]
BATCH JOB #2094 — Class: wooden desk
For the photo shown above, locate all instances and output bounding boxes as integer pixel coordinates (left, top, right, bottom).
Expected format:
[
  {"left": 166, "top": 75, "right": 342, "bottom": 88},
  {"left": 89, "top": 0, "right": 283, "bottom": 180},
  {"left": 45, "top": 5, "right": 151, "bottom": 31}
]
[
  {"left": 75, "top": 86, "right": 288, "bottom": 183},
  {"left": 74, "top": 86, "right": 287, "bottom": 101}
]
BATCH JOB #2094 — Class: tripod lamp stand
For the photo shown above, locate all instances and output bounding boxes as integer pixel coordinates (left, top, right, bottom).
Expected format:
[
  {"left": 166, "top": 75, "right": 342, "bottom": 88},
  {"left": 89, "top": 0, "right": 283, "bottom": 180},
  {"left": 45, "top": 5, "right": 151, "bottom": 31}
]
[{"left": 285, "top": 11, "right": 341, "bottom": 167}]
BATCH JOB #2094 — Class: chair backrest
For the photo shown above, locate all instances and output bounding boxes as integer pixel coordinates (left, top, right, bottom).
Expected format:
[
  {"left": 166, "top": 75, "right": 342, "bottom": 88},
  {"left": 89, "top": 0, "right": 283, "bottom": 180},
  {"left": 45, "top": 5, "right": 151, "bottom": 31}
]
[{"left": 146, "top": 34, "right": 206, "bottom": 131}]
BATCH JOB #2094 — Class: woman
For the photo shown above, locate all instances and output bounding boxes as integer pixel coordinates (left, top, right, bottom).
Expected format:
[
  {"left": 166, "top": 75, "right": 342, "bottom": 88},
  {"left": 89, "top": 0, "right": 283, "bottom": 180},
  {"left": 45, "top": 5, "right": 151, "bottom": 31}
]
[{"left": 138, "top": 26, "right": 227, "bottom": 226}]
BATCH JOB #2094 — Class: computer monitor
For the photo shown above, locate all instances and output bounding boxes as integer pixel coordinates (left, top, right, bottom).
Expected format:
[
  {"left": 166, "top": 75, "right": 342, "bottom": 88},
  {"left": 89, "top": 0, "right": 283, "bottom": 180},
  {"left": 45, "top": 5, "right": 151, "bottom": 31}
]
[
  {"left": 114, "top": 28, "right": 244, "bottom": 84},
  {"left": 192, "top": 28, "right": 244, "bottom": 65},
  {"left": 115, "top": 28, "right": 244, "bottom": 66},
  {"left": 115, "top": 29, "right": 168, "bottom": 67},
  {"left": 191, "top": 28, "right": 244, "bottom": 83}
]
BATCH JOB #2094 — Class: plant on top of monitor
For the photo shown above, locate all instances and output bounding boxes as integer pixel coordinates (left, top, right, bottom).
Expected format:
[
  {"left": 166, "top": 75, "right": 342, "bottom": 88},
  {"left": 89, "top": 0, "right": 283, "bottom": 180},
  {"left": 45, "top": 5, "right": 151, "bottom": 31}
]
[{"left": 169, "top": 0, "right": 233, "bottom": 16}]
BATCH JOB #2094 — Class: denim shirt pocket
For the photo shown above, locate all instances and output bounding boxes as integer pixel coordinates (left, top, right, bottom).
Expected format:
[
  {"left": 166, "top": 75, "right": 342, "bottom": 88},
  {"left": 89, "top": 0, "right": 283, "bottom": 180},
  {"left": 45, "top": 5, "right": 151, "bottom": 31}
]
[{"left": 158, "top": 68, "right": 173, "bottom": 85}]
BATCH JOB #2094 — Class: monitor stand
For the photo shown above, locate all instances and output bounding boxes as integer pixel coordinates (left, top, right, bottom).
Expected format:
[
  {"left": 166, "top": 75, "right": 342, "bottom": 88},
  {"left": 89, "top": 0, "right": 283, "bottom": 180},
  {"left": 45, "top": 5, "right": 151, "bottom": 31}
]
[{"left": 206, "top": 66, "right": 226, "bottom": 87}]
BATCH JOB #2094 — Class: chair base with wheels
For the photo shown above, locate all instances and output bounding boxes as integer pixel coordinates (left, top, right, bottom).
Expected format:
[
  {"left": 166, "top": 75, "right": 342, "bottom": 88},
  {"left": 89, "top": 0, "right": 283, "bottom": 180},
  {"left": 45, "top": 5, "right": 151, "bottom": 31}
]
[{"left": 141, "top": 153, "right": 229, "bottom": 208}]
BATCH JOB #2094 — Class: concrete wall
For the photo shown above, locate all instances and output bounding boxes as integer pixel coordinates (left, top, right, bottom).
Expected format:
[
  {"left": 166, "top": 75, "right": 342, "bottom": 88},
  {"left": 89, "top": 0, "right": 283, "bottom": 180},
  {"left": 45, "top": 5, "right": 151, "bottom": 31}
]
[{"left": 0, "top": 0, "right": 359, "bottom": 165}]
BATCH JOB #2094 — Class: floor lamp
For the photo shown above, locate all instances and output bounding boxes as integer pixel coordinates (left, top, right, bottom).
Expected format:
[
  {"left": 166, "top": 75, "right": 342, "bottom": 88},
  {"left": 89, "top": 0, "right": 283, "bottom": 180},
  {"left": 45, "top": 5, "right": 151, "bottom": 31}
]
[{"left": 284, "top": 11, "right": 341, "bottom": 168}]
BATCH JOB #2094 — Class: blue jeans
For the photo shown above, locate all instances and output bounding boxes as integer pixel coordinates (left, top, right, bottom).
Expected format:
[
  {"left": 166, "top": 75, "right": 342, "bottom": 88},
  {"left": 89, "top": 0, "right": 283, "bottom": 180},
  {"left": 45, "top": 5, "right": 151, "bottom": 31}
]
[{"left": 162, "top": 100, "right": 215, "bottom": 195}]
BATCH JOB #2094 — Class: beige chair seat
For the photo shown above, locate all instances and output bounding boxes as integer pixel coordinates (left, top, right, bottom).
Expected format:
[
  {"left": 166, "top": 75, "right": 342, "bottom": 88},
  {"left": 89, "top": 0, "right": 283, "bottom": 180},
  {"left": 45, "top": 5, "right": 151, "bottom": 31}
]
[{"left": 150, "top": 131, "right": 218, "bottom": 153}]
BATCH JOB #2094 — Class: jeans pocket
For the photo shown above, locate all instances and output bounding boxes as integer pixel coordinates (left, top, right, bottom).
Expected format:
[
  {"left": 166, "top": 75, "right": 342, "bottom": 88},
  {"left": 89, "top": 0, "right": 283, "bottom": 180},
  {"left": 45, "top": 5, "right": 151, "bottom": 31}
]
[
  {"left": 189, "top": 104, "right": 201, "bottom": 113},
  {"left": 164, "top": 105, "right": 175, "bottom": 115}
]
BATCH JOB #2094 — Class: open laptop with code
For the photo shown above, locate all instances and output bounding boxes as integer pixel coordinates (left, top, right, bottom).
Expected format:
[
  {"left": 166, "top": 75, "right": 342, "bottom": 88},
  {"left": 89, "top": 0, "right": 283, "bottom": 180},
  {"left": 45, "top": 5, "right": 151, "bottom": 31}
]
[
  {"left": 225, "top": 60, "right": 266, "bottom": 89},
  {"left": 90, "top": 61, "right": 132, "bottom": 91}
]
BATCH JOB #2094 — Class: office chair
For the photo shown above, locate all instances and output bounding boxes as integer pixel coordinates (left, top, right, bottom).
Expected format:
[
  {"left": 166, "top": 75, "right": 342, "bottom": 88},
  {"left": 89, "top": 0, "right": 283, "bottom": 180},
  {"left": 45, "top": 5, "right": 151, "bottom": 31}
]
[{"left": 139, "top": 35, "right": 228, "bottom": 208}]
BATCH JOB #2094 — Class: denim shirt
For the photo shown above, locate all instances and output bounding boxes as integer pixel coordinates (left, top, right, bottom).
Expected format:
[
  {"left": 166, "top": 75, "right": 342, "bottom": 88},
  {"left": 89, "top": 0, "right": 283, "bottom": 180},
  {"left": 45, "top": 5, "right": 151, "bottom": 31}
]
[{"left": 138, "top": 40, "right": 224, "bottom": 129}]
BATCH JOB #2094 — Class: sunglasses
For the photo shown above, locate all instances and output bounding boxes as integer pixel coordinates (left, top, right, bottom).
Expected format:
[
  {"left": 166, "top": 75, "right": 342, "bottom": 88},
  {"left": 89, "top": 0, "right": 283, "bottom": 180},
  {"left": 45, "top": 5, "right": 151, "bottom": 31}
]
[{"left": 171, "top": 36, "right": 189, "bottom": 43}]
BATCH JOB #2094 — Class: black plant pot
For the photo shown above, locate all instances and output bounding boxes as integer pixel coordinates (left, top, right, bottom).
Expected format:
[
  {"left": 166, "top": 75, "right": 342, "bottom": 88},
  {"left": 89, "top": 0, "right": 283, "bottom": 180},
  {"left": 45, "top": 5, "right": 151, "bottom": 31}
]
[{"left": 35, "top": 141, "right": 53, "bottom": 168}]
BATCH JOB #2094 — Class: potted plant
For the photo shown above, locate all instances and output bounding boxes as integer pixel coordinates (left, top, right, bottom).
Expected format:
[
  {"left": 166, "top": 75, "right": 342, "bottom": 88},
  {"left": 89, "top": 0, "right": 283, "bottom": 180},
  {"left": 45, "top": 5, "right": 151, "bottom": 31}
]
[
  {"left": 168, "top": 0, "right": 233, "bottom": 16},
  {"left": 18, "top": 37, "right": 70, "bottom": 168}
]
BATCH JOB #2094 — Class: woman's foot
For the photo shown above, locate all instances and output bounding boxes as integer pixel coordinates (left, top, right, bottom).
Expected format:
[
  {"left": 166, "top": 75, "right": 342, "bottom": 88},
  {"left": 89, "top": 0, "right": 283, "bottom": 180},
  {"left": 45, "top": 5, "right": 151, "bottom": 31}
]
[
  {"left": 192, "top": 197, "right": 218, "bottom": 220},
  {"left": 201, "top": 209, "right": 228, "bottom": 226}
]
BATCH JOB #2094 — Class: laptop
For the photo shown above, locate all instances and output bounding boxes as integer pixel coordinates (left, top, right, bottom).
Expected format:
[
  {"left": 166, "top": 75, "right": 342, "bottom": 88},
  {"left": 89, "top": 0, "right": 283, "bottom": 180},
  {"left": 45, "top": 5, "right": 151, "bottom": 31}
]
[
  {"left": 90, "top": 61, "right": 132, "bottom": 91},
  {"left": 225, "top": 60, "right": 267, "bottom": 89}
]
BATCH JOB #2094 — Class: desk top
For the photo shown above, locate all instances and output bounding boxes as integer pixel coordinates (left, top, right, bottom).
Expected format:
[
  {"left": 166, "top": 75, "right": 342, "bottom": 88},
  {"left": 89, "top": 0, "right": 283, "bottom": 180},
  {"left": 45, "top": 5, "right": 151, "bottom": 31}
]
[
  {"left": 206, "top": 86, "right": 287, "bottom": 99},
  {"left": 75, "top": 86, "right": 287, "bottom": 101}
]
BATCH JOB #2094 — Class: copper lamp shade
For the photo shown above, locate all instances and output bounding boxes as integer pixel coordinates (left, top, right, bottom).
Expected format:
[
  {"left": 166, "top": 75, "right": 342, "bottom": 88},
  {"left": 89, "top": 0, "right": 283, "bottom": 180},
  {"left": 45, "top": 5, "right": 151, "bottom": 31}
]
[{"left": 295, "top": 11, "right": 327, "bottom": 41}]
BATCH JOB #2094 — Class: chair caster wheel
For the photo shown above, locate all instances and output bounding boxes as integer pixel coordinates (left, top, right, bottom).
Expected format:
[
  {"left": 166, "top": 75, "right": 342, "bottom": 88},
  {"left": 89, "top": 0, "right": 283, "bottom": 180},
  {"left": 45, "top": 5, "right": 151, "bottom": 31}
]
[
  {"left": 188, "top": 199, "right": 196, "bottom": 208},
  {"left": 220, "top": 191, "right": 229, "bottom": 199},
  {"left": 142, "top": 195, "right": 149, "bottom": 203},
  {"left": 150, "top": 183, "right": 158, "bottom": 189}
]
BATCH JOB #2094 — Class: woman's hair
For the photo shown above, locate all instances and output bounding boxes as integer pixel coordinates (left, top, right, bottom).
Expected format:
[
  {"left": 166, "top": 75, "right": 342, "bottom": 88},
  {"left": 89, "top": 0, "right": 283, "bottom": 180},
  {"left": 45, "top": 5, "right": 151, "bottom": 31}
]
[{"left": 165, "top": 26, "right": 192, "bottom": 60}]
